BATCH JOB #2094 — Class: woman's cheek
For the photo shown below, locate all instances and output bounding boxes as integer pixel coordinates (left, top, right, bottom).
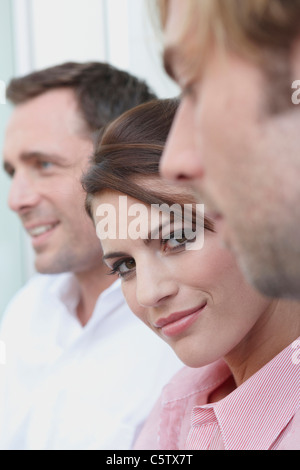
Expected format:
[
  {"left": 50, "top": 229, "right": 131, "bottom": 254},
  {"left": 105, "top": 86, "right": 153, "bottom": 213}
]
[{"left": 122, "top": 282, "right": 145, "bottom": 322}]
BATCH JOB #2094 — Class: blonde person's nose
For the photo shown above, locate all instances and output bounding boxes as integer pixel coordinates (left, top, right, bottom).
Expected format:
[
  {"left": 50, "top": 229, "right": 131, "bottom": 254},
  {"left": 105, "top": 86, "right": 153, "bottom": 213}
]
[
  {"left": 160, "top": 100, "right": 204, "bottom": 182},
  {"left": 8, "top": 171, "right": 41, "bottom": 214}
]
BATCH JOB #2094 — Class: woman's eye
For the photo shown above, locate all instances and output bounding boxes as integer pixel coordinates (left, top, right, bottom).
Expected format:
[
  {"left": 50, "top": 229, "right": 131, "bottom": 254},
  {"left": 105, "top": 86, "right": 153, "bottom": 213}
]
[
  {"left": 119, "top": 258, "right": 136, "bottom": 273},
  {"left": 110, "top": 258, "right": 136, "bottom": 278},
  {"left": 162, "top": 234, "right": 188, "bottom": 252}
]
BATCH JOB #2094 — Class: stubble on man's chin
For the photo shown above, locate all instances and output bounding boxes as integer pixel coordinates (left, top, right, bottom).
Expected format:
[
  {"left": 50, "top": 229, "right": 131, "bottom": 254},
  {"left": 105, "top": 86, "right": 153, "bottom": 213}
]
[
  {"left": 34, "top": 251, "right": 81, "bottom": 275},
  {"left": 34, "top": 246, "right": 103, "bottom": 276}
]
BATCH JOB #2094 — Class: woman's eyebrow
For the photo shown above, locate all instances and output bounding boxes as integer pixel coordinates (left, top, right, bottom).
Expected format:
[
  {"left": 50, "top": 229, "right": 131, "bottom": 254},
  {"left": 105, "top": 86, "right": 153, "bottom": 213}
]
[
  {"left": 146, "top": 223, "right": 163, "bottom": 243},
  {"left": 102, "top": 251, "right": 129, "bottom": 261},
  {"left": 102, "top": 221, "right": 176, "bottom": 258},
  {"left": 146, "top": 219, "right": 175, "bottom": 243}
]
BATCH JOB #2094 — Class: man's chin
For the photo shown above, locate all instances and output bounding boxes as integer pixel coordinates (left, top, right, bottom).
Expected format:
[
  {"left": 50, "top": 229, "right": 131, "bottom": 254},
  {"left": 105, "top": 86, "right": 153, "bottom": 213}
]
[{"left": 34, "top": 254, "right": 70, "bottom": 275}]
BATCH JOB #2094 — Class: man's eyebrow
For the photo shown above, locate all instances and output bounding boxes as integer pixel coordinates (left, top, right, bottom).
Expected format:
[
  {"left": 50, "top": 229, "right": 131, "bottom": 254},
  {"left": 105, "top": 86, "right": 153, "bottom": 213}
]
[
  {"left": 3, "top": 151, "right": 72, "bottom": 176},
  {"left": 19, "top": 151, "right": 67, "bottom": 164},
  {"left": 2, "top": 151, "right": 69, "bottom": 176}
]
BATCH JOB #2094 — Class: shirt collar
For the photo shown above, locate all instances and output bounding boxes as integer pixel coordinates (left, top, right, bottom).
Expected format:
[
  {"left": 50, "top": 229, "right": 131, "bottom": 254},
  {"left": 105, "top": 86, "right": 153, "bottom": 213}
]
[
  {"left": 194, "top": 339, "right": 299, "bottom": 450},
  {"left": 49, "top": 273, "right": 81, "bottom": 315},
  {"left": 48, "top": 275, "right": 123, "bottom": 315}
]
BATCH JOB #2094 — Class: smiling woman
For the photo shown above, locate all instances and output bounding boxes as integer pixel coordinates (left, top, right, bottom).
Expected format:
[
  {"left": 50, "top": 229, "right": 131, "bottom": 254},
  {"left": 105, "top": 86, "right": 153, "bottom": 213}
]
[{"left": 82, "top": 98, "right": 300, "bottom": 450}]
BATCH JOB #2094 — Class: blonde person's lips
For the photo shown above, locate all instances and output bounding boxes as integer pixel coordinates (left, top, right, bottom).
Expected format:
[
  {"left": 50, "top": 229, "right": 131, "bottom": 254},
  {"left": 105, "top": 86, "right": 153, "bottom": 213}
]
[
  {"left": 25, "top": 221, "right": 60, "bottom": 247},
  {"left": 154, "top": 302, "right": 207, "bottom": 338}
]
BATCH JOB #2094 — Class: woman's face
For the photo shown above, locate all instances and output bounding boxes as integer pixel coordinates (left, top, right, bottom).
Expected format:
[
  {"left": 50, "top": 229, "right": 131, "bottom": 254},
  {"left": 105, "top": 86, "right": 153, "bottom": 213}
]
[{"left": 92, "top": 187, "right": 271, "bottom": 368}]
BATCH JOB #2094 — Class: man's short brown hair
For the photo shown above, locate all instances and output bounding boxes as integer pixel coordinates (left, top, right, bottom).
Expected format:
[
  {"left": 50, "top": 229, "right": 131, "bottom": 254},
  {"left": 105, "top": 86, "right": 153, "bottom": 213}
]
[{"left": 6, "top": 61, "right": 157, "bottom": 136}]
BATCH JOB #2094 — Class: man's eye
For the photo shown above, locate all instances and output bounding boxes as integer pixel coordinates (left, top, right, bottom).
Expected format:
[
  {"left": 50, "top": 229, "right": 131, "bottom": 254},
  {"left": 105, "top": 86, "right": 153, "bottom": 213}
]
[{"left": 39, "top": 161, "right": 53, "bottom": 170}]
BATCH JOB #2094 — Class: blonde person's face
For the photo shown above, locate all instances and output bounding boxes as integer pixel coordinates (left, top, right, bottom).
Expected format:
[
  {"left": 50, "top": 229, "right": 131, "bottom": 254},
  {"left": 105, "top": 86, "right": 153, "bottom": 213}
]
[
  {"left": 160, "top": 0, "right": 300, "bottom": 299},
  {"left": 92, "top": 188, "right": 271, "bottom": 367}
]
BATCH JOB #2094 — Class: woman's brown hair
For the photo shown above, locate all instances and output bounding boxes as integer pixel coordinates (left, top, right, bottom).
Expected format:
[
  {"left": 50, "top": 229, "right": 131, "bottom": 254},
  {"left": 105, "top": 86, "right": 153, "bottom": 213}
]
[{"left": 82, "top": 98, "right": 214, "bottom": 232}]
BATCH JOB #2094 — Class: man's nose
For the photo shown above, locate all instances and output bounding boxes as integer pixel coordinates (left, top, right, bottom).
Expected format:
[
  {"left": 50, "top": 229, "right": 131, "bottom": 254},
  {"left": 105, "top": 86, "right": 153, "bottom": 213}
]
[
  {"left": 135, "top": 258, "right": 178, "bottom": 308},
  {"left": 8, "top": 171, "right": 41, "bottom": 214},
  {"left": 160, "top": 99, "right": 205, "bottom": 182}
]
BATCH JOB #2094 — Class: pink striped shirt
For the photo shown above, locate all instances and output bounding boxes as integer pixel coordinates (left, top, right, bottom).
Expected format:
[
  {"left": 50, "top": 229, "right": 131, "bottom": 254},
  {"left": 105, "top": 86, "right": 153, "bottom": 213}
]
[{"left": 134, "top": 339, "right": 300, "bottom": 450}]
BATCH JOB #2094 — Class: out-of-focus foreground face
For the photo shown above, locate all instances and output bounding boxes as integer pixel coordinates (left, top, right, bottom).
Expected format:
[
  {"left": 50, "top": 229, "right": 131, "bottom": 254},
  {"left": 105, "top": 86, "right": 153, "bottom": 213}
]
[
  {"left": 3, "top": 88, "right": 103, "bottom": 274},
  {"left": 160, "top": 0, "right": 300, "bottom": 299},
  {"left": 92, "top": 187, "right": 271, "bottom": 368}
]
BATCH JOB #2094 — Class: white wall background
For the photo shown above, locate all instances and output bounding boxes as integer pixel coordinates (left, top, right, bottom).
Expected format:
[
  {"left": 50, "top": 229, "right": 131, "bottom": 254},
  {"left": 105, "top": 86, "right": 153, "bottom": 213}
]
[
  {"left": 0, "top": 0, "right": 25, "bottom": 318},
  {"left": 0, "top": 0, "right": 179, "bottom": 316},
  {"left": 13, "top": 0, "right": 178, "bottom": 96}
]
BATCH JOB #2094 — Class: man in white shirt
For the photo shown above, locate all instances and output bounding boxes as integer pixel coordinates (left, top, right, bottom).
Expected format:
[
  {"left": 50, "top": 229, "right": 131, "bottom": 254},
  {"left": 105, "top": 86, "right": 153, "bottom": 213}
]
[{"left": 0, "top": 62, "right": 183, "bottom": 450}]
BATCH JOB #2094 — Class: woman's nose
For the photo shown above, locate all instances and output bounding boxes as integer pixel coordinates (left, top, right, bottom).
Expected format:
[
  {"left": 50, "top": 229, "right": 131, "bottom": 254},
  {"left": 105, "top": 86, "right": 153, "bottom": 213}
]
[{"left": 135, "top": 258, "right": 178, "bottom": 308}]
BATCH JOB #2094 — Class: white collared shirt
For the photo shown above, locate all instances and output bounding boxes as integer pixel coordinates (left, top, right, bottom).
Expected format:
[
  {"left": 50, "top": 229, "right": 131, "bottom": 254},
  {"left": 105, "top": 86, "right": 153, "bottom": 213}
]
[{"left": 0, "top": 273, "right": 183, "bottom": 450}]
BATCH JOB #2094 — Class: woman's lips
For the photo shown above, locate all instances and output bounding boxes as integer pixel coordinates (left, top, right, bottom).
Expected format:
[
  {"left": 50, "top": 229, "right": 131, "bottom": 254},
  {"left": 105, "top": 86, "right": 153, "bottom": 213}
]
[{"left": 154, "top": 303, "right": 207, "bottom": 338}]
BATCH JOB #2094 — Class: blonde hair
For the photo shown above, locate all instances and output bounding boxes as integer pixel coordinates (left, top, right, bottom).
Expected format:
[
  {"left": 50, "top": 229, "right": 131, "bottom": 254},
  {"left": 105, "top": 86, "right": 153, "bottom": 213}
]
[{"left": 157, "top": 0, "right": 300, "bottom": 61}]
